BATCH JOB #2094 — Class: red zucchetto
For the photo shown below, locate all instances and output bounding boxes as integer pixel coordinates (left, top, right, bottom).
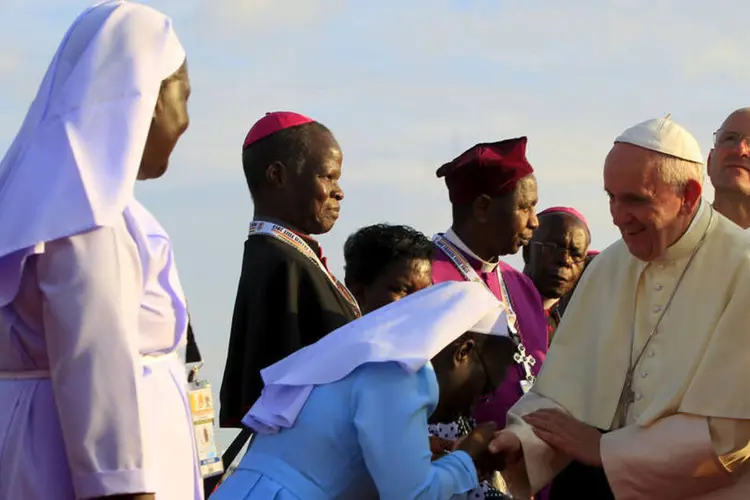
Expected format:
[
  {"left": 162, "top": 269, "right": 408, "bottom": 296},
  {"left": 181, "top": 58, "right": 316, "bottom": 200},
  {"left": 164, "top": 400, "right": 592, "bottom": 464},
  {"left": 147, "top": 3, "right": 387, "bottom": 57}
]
[
  {"left": 436, "top": 137, "right": 534, "bottom": 204},
  {"left": 243, "top": 111, "right": 316, "bottom": 149}
]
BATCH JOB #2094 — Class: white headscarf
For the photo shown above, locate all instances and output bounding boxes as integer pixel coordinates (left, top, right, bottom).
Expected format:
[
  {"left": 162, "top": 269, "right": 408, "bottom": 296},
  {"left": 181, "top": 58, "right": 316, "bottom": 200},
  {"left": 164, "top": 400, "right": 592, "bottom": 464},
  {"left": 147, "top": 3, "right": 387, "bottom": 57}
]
[
  {"left": 245, "top": 281, "right": 510, "bottom": 434},
  {"left": 0, "top": 0, "right": 185, "bottom": 306}
]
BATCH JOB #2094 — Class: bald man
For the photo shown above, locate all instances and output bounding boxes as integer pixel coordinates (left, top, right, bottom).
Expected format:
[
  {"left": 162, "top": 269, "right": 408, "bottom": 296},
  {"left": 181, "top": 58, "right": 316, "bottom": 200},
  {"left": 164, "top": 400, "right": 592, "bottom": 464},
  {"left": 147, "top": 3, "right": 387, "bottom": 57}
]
[{"left": 709, "top": 107, "right": 750, "bottom": 229}]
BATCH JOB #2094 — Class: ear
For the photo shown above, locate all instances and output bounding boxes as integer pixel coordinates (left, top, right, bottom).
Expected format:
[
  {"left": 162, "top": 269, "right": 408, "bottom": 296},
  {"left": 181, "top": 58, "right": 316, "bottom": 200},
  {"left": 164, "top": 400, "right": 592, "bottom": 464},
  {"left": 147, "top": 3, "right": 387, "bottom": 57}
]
[
  {"left": 266, "top": 161, "right": 287, "bottom": 189},
  {"left": 706, "top": 149, "right": 715, "bottom": 176},
  {"left": 472, "top": 194, "right": 493, "bottom": 223},
  {"left": 453, "top": 338, "right": 475, "bottom": 366},
  {"left": 681, "top": 179, "right": 703, "bottom": 213}
]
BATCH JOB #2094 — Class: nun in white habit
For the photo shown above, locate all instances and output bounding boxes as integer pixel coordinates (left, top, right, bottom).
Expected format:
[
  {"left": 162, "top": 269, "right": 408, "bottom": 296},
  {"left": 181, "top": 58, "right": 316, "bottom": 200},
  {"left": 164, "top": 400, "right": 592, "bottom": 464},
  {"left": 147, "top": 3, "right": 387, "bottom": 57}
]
[
  {"left": 212, "top": 281, "right": 517, "bottom": 499},
  {"left": 0, "top": 2, "right": 199, "bottom": 499}
]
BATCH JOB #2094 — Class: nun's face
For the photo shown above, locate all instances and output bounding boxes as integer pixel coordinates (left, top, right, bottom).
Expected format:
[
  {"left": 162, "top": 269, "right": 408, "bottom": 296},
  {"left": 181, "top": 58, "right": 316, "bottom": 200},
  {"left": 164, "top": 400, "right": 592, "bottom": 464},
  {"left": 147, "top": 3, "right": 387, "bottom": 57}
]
[
  {"left": 430, "top": 334, "right": 514, "bottom": 423},
  {"left": 604, "top": 143, "right": 701, "bottom": 262},
  {"left": 139, "top": 61, "right": 191, "bottom": 180}
]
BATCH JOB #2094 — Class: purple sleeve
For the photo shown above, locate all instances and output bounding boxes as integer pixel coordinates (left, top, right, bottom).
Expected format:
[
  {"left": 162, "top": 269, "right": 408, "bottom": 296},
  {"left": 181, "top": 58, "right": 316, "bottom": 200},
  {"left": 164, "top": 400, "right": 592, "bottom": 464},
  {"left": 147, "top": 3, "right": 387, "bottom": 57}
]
[{"left": 37, "top": 224, "right": 153, "bottom": 498}]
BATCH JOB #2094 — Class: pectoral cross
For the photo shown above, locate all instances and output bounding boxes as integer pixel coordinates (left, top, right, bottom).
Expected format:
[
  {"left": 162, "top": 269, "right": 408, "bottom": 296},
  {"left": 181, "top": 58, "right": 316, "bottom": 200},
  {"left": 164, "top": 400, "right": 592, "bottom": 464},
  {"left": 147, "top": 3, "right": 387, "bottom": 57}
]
[
  {"left": 616, "top": 372, "right": 635, "bottom": 428},
  {"left": 513, "top": 343, "right": 536, "bottom": 367}
]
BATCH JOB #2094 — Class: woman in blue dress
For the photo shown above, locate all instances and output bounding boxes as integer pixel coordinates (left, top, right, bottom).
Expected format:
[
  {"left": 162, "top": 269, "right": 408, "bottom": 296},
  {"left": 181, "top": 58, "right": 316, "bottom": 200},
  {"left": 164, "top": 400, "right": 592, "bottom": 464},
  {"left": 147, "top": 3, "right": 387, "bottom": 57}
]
[{"left": 213, "top": 281, "right": 516, "bottom": 499}]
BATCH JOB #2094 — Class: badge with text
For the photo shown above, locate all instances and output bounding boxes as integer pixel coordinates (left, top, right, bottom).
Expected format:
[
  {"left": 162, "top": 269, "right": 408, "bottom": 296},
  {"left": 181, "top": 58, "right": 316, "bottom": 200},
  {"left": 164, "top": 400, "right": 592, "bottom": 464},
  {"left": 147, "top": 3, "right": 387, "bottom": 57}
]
[{"left": 188, "top": 382, "right": 224, "bottom": 479}]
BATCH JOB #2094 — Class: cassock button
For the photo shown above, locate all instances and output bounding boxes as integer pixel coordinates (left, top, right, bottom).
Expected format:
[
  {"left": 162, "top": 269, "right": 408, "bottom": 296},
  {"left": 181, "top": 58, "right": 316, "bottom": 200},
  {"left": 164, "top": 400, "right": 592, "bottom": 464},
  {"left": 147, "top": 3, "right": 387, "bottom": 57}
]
[
  {"left": 641, "top": 372, "right": 648, "bottom": 378},
  {"left": 647, "top": 350, "right": 655, "bottom": 358},
  {"left": 653, "top": 305, "right": 662, "bottom": 313},
  {"left": 654, "top": 284, "right": 663, "bottom": 291},
  {"left": 635, "top": 393, "right": 643, "bottom": 402}
]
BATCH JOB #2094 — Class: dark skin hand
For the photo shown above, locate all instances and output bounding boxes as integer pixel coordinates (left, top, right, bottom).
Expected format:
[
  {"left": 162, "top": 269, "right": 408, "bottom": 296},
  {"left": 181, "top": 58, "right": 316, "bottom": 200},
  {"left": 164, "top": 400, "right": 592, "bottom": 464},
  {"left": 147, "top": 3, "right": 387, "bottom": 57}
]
[
  {"left": 454, "top": 421, "right": 498, "bottom": 463},
  {"left": 430, "top": 435, "right": 454, "bottom": 460},
  {"left": 523, "top": 409, "right": 603, "bottom": 467}
]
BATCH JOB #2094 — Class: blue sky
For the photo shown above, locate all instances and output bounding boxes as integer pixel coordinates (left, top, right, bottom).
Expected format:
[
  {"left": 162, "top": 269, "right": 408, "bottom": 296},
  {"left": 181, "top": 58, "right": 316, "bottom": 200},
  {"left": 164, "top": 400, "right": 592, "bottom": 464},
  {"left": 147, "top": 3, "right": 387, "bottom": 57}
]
[{"left": 2, "top": 0, "right": 748, "bottom": 447}]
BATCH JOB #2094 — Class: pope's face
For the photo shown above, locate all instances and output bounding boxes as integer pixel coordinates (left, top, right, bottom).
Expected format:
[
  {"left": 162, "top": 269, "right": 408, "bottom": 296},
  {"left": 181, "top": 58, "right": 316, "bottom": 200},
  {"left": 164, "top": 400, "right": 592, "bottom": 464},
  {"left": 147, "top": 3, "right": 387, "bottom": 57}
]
[{"left": 604, "top": 143, "right": 700, "bottom": 262}]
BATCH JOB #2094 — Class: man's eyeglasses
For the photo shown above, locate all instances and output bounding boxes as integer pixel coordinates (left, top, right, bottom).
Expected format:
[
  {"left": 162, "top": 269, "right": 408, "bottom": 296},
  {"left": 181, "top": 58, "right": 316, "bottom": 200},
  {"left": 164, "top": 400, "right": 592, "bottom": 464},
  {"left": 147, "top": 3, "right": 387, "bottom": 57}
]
[
  {"left": 714, "top": 130, "right": 750, "bottom": 150},
  {"left": 528, "top": 241, "right": 586, "bottom": 265}
]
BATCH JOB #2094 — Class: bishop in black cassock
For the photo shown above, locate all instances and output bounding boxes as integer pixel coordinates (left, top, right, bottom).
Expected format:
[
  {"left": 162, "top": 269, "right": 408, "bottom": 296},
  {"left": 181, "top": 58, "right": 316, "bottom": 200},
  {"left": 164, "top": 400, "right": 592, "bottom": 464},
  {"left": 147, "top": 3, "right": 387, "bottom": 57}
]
[{"left": 219, "top": 111, "right": 359, "bottom": 428}]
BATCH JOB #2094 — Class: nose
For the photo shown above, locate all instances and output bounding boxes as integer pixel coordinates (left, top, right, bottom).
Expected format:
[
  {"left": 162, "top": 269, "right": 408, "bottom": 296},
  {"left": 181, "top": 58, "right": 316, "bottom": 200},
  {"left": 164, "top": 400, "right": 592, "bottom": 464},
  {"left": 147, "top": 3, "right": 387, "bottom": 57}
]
[
  {"left": 528, "top": 210, "right": 539, "bottom": 230},
  {"left": 332, "top": 182, "right": 344, "bottom": 201},
  {"left": 556, "top": 250, "right": 573, "bottom": 267},
  {"left": 610, "top": 199, "right": 629, "bottom": 227},
  {"left": 739, "top": 138, "right": 750, "bottom": 157}
]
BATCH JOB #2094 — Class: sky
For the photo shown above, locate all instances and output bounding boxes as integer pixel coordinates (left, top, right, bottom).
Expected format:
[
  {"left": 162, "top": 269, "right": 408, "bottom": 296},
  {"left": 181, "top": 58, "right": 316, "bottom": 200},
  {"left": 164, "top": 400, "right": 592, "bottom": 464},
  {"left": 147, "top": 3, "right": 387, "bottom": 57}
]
[{"left": 1, "top": 0, "right": 748, "bottom": 448}]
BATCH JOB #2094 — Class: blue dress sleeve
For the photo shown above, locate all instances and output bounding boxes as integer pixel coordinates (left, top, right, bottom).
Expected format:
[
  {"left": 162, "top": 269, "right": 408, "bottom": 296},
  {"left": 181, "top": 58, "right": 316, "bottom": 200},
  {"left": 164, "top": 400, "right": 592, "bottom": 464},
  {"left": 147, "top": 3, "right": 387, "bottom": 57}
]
[{"left": 351, "top": 362, "right": 479, "bottom": 499}]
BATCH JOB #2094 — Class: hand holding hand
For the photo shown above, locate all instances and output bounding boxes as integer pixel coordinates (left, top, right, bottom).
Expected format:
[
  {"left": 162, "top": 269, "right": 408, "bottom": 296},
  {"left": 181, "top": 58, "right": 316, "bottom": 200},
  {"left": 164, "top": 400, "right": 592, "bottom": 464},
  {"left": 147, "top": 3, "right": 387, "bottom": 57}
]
[
  {"left": 523, "top": 409, "right": 603, "bottom": 467},
  {"left": 454, "top": 421, "right": 498, "bottom": 461},
  {"left": 484, "top": 429, "right": 523, "bottom": 471},
  {"left": 429, "top": 435, "right": 454, "bottom": 460}
]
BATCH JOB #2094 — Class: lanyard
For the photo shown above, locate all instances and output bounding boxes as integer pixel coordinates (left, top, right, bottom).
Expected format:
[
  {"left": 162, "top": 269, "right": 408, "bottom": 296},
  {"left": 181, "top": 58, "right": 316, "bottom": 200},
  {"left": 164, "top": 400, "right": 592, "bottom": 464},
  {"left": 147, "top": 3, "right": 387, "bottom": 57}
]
[
  {"left": 433, "top": 234, "right": 537, "bottom": 387},
  {"left": 248, "top": 221, "right": 361, "bottom": 318}
]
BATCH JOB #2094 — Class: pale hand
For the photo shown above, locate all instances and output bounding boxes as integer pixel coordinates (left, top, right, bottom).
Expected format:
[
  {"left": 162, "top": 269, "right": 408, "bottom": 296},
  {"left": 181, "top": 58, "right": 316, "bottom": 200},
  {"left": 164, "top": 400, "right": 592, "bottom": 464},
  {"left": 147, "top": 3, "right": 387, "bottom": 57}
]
[
  {"left": 523, "top": 409, "right": 603, "bottom": 467},
  {"left": 487, "top": 429, "right": 523, "bottom": 469}
]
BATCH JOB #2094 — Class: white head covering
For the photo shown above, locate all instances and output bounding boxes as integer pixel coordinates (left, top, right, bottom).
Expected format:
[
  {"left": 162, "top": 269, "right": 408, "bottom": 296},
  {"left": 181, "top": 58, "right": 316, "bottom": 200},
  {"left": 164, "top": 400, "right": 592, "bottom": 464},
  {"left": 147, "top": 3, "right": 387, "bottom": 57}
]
[
  {"left": 0, "top": 0, "right": 185, "bottom": 306},
  {"left": 614, "top": 114, "right": 704, "bottom": 164},
  {"left": 245, "top": 281, "right": 510, "bottom": 434}
]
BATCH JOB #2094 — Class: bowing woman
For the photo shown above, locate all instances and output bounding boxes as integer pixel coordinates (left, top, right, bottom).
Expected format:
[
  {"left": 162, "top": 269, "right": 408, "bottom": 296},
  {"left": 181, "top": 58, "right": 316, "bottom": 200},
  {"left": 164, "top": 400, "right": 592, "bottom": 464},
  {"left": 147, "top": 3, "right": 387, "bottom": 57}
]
[
  {"left": 212, "top": 281, "right": 517, "bottom": 499},
  {"left": 0, "top": 2, "right": 200, "bottom": 500}
]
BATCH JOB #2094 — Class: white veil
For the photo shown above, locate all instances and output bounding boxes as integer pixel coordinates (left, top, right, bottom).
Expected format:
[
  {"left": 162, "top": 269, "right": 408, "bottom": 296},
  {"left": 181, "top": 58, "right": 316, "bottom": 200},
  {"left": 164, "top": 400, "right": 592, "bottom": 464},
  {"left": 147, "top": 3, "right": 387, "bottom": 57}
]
[{"left": 0, "top": 0, "right": 185, "bottom": 305}]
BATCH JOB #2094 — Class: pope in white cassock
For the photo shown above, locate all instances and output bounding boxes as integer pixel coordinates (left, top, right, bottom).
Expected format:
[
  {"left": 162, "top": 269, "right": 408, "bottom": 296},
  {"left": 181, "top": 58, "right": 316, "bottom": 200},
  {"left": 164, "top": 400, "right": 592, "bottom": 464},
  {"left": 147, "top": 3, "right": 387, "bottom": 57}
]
[{"left": 490, "top": 116, "right": 750, "bottom": 499}]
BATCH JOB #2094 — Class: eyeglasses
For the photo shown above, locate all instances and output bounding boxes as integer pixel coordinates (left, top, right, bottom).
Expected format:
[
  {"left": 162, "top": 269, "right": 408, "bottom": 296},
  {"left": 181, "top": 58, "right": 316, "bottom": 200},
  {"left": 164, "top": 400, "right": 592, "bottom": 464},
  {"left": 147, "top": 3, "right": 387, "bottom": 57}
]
[
  {"left": 713, "top": 130, "right": 750, "bottom": 150},
  {"left": 528, "top": 241, "right": 587, "bottom": 265},
  {"left": 476, "top": 351, "right": 496, "bottom": 404}
]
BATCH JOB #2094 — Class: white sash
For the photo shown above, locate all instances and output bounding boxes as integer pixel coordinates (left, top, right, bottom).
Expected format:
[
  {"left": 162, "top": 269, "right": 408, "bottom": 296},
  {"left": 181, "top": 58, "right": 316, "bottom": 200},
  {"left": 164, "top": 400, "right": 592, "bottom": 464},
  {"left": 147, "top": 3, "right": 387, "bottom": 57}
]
[
  {"left": 433, "top": 234, "right": 537, "bottom": 389},
  {"left": 248, "top": 221, "right": 361, "bottom": 317}
]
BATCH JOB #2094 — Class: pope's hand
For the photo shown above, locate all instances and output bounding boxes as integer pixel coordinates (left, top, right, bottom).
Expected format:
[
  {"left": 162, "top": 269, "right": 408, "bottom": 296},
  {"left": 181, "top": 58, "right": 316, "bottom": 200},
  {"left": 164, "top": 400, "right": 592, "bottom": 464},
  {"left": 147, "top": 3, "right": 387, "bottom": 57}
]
[
  {"left": 486, "top": 429, "right": 523, "bottom": 470},
  {"left": 523, "top": 409, "right": 603, "bottom": 467}
]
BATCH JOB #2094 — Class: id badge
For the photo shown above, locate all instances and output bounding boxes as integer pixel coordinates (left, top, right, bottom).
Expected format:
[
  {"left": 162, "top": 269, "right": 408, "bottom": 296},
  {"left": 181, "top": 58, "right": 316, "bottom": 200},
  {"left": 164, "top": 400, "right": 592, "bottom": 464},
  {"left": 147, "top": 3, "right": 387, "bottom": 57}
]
[
  {"left": 188, "top": 381, "right": 224, "bottom": 479},
  {"left": 519, "top": 379, "right": 533, "bottom": 394}
]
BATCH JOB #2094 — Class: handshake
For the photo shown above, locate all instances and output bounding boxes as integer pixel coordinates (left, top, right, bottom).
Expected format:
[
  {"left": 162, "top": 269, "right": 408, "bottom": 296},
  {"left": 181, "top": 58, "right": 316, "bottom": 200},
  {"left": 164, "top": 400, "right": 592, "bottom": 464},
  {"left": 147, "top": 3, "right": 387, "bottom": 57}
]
[{"left": 429, "top": 422, "right": 522, "bottom": 477}]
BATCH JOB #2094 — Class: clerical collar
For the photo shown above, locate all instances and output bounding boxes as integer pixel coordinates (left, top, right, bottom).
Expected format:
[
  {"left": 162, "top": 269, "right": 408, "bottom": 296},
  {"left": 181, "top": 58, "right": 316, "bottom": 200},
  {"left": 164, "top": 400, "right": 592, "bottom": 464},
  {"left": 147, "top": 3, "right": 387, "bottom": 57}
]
[
  {"left": 252, "top": 217, "right": 323, "bottom": 258},
  {"left": 443, "top": 228, "right": 499, "bottom": 273},
  {"left": 657, "top": 199, "right": 711, "bottom": 262}
]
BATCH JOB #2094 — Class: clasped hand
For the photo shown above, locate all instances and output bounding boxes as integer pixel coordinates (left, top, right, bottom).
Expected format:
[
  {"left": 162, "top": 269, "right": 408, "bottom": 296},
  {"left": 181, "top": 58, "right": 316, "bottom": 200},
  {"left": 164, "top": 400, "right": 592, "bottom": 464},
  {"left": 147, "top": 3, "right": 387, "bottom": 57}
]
[{"left": 519, "top": 409, "right": 603, "bottom": 467}]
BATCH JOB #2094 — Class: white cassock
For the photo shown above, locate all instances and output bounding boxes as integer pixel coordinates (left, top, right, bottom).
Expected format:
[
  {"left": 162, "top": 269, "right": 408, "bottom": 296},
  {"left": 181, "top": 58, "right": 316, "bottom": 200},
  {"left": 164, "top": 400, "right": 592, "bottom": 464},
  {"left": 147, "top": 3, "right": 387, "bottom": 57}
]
[{"left": 501, "top": 118, "right": 750, "bottom": 500}]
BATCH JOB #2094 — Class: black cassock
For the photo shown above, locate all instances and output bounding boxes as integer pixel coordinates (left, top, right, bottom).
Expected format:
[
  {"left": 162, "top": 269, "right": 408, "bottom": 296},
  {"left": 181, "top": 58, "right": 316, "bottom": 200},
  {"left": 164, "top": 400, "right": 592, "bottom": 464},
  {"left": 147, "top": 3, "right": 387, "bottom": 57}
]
[{"left": 219, "top": 234, "right": 358, "bottom": 428}]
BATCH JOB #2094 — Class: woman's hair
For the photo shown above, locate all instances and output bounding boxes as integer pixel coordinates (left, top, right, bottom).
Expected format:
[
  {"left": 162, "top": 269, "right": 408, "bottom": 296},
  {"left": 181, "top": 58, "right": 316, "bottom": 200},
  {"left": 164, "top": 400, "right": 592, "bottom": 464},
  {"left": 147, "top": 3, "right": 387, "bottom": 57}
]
[{"left": 343, "top": 224, "right": 435, "bottom": 288}]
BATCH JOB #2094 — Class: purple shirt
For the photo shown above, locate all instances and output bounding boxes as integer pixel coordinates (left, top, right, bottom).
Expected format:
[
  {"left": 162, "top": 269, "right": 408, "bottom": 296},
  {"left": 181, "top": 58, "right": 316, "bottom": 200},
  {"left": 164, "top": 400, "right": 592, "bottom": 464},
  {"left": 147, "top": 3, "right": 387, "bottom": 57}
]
[{"left": 432, "top": 232, "right": 548, "bottom": 427}]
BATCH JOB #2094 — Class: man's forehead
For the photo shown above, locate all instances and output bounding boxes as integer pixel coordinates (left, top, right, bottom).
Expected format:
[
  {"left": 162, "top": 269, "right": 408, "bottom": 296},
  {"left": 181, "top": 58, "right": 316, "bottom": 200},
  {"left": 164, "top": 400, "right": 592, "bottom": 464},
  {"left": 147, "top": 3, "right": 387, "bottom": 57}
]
[
  {"left": 537, "top": 214, "right": 586, "bottom": 238},
  {"left": 720, "top": 108, "right": 750, "bottom": 131},
  {"left": 516, "top": 174, "right": 538, "bottom": 196}
]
